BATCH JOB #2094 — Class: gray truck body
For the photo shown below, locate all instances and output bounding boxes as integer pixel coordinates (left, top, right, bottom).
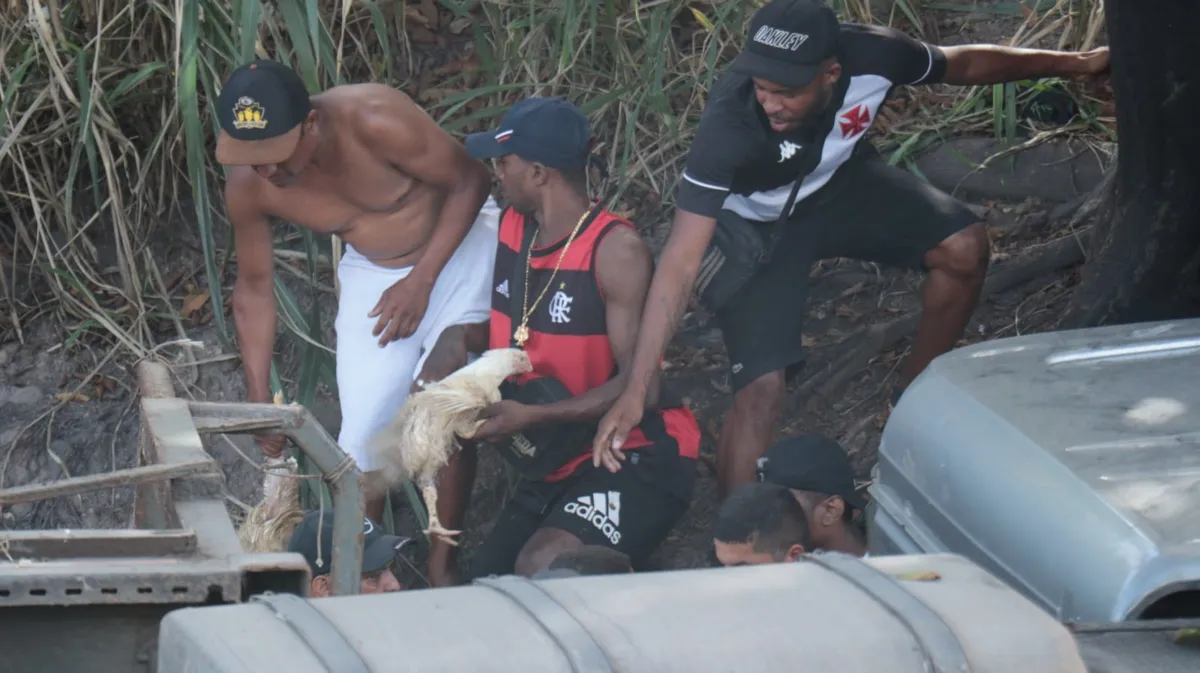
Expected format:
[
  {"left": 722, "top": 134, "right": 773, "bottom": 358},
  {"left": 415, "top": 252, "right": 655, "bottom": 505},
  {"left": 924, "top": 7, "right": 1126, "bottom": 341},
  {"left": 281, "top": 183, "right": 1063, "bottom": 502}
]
[
  {"left": 868, "top": 318, "right": 1200, "bottom": 623},
  {"left": 156, "top": 552, "right": 1091, "bottom": 673}
]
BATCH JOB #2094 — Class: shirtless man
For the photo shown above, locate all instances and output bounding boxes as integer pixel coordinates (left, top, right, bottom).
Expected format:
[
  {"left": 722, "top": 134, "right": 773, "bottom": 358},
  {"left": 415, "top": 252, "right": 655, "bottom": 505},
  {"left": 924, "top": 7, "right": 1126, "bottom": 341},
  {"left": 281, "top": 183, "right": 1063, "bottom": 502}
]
[{"left": 215, "top": 60, "right": 497, "bottom": 522}]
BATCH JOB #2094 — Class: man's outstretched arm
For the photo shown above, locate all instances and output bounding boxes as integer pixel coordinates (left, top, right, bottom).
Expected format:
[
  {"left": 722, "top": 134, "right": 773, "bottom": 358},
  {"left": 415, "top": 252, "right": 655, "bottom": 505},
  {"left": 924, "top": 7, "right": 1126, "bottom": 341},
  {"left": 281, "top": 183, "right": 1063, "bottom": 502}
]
[
  {"left": 939, "top": 44, "right": 1109, "bottom": 86},
  {"left": 226, "top": 170, "right": 287, "bottom": 457},
  {"left": 590, "top": 208, "right": 717, "bottom": 468}
]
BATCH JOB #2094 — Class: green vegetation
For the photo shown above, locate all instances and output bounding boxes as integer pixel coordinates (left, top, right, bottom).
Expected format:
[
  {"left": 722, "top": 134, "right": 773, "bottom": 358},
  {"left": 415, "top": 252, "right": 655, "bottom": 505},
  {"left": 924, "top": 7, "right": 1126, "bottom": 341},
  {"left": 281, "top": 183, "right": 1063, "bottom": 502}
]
[{"left": 0, "top": 0, "right": 1105, "bottom": 529}]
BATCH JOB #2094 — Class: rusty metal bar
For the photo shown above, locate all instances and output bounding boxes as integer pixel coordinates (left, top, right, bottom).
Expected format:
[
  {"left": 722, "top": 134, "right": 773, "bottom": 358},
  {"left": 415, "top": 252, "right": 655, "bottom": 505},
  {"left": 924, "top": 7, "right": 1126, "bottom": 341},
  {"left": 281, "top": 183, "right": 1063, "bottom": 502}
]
[
  {"left": 133, "top": 360, "right": 181, "bottom": 529},
  {"left": 0, "top": 529, "right": 198, "bottom": 560},
  {"left": 187, "top": 401, "right": 364, "bottom": 597},
  {"left": 0, "top": 461, "right": 219, "bottom": 507}
]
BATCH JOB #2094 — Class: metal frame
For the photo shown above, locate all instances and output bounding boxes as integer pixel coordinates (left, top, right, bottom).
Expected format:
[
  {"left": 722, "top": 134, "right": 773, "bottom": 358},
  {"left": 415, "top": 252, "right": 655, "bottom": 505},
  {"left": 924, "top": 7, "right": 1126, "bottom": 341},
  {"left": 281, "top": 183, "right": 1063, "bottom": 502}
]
[{"left": 0, "top": 360, "right": 367, "bottom": 606}]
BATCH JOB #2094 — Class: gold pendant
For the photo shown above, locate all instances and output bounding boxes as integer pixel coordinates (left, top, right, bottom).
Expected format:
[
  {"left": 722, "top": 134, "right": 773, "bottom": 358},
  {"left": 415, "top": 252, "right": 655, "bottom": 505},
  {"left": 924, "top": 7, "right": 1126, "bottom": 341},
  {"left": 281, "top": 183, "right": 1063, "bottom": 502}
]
[{"left": 513, "top": 324, "right": 530, "bottom": 347}]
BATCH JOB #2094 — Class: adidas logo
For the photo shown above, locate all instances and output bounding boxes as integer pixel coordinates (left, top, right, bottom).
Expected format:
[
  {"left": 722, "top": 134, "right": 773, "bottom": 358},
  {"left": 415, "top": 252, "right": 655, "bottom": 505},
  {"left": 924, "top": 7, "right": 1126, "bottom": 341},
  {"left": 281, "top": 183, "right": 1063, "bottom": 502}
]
[
  {"left": 496, "top": 279, "right": 510, "bottom": 298},
  {"left": 564, "top": 491, "right": 621, "bottom": 545}
]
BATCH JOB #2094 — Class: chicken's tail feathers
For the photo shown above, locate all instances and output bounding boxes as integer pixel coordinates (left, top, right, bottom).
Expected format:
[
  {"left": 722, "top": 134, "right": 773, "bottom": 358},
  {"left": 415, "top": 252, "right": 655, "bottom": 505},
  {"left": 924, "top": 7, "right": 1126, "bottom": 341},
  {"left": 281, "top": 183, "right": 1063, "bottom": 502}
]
[{"left": 363, "top": 407, "right": 414, "bottom": 485}]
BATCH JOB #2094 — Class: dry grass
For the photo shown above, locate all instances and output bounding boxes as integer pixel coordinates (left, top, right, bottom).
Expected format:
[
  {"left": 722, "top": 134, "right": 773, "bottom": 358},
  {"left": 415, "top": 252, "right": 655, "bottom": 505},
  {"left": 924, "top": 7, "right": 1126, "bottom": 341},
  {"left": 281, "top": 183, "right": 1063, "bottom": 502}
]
[{"left": 0, "top": 0, "right": 1106, "bottom": 525}]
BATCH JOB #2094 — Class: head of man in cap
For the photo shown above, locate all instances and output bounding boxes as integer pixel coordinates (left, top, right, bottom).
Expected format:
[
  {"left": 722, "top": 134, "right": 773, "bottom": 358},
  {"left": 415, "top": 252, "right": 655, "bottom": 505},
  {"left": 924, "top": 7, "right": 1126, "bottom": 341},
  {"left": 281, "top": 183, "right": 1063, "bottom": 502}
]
[
  {"left": 757, "top": 434, "right": 868, "bottom": 557},
  {"left": 288, "top": 509, "right": 410, "bottom": 596},
  {"left": 727, "top": 0, "right": 847, "bottom": 134}
]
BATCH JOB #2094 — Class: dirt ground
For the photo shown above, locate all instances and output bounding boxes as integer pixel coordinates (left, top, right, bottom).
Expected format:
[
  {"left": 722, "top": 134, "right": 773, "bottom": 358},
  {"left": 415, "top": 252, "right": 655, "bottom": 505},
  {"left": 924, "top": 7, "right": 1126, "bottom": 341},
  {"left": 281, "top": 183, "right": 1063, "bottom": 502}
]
[{"left": 0, "top": 4, "right": 1109, "bottom": 586}]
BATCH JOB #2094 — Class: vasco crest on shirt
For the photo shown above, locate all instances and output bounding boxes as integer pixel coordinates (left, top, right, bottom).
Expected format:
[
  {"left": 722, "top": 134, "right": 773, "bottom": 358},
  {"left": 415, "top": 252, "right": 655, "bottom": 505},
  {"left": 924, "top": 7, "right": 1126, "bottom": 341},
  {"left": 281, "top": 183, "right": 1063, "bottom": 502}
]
[{"left": 232, "top": 96, "right": 268, "bottom": 130}]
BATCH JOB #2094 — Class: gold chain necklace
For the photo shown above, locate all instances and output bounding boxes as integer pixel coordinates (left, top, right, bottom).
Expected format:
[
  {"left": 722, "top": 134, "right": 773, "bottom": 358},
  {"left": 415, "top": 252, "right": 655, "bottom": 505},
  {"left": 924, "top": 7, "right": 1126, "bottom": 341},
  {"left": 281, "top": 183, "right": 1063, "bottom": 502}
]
[{"left": 513, "top": 207, "right": 593, "bottom": 348}]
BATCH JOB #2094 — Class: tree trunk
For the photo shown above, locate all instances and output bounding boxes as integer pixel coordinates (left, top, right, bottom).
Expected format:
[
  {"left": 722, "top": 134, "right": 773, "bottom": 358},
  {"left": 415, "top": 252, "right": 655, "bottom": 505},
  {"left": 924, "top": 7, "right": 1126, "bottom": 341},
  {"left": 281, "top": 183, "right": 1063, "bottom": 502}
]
[{"left": 1061, "top": 0, "right": 1200, "bottom": 328}]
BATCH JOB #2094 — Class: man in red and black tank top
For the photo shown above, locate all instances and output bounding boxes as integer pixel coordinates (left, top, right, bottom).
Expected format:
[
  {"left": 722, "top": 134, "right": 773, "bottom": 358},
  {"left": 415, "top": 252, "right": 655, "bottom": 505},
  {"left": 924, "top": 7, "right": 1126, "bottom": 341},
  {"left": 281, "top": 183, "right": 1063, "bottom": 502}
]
[{"left": 426, "top": 98, "right": 700, "bottom": 584}]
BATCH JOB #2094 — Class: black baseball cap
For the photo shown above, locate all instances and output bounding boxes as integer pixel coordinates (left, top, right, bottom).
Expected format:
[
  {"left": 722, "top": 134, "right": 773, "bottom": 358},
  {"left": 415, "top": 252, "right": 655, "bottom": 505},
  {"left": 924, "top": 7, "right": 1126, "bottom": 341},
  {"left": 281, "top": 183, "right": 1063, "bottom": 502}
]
[
  {"left": 756, "top": 434, "right": 867, "bottom": 510},
  {"left": 730, "top": 0, "right": 841, "bottom": 89},
  {"left": 215, "top": 60, "right": 312, "bottom": 166},
  {"left": 464, "top": 97, "right": 592, "bottom": 170},
  {"left": 287, "top": 509, "right": 411, "bottom": 577}
]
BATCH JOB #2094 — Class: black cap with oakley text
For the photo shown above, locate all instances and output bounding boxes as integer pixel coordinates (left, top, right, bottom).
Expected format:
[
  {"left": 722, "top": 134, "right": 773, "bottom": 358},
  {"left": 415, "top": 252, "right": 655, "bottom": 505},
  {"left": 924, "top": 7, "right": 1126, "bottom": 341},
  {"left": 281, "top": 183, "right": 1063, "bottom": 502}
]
[
  {"left": 215, "top": 60, "right": 312, "bottom": 166},
  {"left": 730, "top": 0, "right": 841, "bottom": 89},
  {"left": 756, "top": 434, "right": 867, "bottom": 511},
  {"left": 464, "top": 97, "right": 592, "bottom": 170},
  {"left": 287, "top": 509, "right": 411, "bottom": 578}
]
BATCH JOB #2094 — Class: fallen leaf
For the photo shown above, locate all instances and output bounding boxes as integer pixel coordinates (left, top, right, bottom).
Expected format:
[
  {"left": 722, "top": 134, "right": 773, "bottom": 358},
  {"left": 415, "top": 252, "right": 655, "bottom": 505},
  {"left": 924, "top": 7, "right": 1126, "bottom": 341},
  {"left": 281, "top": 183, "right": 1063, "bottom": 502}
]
[
  {"left": 893, "top": 570, "right": 941, "bottom": 582},
  {"left": 56, "top": 392, "right": 90, "bottom": 403},
  {"left": 418, "top": 0, "right": 439, "bottom": 29},
  {"left": 836, "top": 305, "right": 861, "bottom": 320},
  {"left": 1173, "top": 627, "right": 1200, "bottom": 646},
  {"left": 448, "top": 16, "right": 472, "bottom": 34},
  {"left": 404, "top": 5, "right": 430, "bottom": 26},
  {"left": 801, "top": 334, "right": 817, "bottom": 348},
  {"left": 180, "top": 290, "right": 210, "bottom": 319}
]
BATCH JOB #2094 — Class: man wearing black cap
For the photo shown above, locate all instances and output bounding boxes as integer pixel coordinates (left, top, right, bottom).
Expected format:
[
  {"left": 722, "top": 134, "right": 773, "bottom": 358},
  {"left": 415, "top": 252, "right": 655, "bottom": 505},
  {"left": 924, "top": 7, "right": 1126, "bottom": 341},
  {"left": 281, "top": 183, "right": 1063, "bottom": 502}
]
[
  {"left": 287, "top": 509, "right": 410, "bottom": 595},
  {"left": 213, "top": 61, "right": 498, "bottom": 524},
  {"left": 757, "top": 434, "right": 868, "bottom": 557},
  {"left": 594, "top": 0, "right": 1110, "bottom": 498},
  {"left": 425, "top": 98, "right": 700, "bottom": 586}
]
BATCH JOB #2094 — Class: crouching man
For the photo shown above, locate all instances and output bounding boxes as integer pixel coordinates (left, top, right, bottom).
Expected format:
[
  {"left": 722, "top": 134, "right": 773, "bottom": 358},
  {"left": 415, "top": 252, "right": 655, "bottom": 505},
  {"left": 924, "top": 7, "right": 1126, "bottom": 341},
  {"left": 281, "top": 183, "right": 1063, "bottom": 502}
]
[
  {"left": 757, "top": 434, "right": 869, "bottom": 557},
  {"left": 427, "top": 98, "right": 701, "bottom": 585},
  {"left": 287, "top": 509, "right": 410, "bottom": 595},
  {"left": 713, "top": 481, "right": 812, "bottom": 567},
  {"left": 214, "top": 60, "right": 498, "bottom": 523}
]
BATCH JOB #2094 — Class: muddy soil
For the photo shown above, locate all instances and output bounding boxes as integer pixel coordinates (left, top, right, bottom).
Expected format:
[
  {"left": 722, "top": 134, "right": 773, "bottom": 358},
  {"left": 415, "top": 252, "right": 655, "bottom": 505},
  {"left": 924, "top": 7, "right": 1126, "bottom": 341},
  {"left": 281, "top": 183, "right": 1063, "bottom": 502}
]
[{"left": 0, "top": 4, "right": 1107, "bottom": 586}]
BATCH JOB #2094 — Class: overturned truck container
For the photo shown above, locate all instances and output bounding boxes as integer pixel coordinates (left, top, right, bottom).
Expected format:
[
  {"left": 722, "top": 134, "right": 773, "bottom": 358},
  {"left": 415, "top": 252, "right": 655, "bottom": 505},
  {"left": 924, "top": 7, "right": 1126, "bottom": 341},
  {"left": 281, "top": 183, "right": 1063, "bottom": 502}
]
[{"left": 157, "top": 552, "right": 1090, "bottom": 673}]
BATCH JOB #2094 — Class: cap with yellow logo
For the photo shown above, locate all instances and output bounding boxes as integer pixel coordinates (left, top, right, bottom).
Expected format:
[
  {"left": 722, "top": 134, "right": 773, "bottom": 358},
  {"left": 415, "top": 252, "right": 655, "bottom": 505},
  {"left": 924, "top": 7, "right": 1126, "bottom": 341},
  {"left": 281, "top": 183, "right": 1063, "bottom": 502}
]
[{"left": 215, "top": 60, "right": 312, "bottom": 166}]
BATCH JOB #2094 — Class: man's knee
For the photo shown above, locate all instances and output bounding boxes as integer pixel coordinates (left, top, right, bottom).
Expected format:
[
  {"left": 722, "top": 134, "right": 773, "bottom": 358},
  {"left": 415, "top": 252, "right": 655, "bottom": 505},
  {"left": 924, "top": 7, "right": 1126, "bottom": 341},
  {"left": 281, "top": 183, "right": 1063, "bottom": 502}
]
[
  {"left": 514, "top": 528, "right": 583, "bottom": 577},
  {"left": 732, "top": 370, "right": 787, "bottom": 417},
  {"left": 413, "top": 323, "right": 475, "bottom": 391},
  {"left": 927, "top": 222, "right": 990, "bottom": 280}
]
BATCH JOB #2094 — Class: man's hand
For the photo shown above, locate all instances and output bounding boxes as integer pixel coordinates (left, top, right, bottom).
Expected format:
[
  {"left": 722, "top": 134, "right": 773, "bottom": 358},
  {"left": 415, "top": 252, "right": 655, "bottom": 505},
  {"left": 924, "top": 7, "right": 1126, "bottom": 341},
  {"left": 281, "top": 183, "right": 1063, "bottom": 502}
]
[
  {"left": 592, "top": 390, "right": 644, "bottom": 472},
  {"left": 472, "top": 400, "right": 537, "bottom": 443},
  {"left": 369, "top": 274, "right": 434, "bottom": 345},
  {"left": 256, "top": 434, "right": 286, "bottom": 459},
  {"left": 1073, "top": 47, "right": 1110, "bottom": 81}
]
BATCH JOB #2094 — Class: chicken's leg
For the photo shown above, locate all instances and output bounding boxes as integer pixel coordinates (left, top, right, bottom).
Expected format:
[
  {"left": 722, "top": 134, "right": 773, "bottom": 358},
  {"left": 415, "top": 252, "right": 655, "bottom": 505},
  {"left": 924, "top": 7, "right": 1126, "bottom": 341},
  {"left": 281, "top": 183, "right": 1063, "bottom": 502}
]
[{"left": 422, "top": 483, "right": 461, "bottom": 546}]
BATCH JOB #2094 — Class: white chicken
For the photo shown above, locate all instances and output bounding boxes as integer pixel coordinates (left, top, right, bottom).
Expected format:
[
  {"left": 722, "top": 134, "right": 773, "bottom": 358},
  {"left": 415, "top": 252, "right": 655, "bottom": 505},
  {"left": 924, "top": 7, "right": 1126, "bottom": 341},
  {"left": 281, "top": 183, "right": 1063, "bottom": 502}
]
[
  {"left": 237, "top": 455, "right": 305, "bottom": 553},
  {"left": 237, "top": 392, "right": 305, "bottom": 553},
  {"left": 366, "top": 347, "right": 533, "bottom": 545}
]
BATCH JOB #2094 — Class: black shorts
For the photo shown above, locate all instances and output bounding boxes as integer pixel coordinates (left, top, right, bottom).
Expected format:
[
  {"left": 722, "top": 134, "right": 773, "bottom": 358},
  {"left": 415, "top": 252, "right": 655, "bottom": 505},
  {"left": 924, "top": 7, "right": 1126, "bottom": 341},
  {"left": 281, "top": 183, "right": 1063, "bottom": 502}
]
[
  {"left": 467, "top": 443, "right": 696, "bottom": 579},
  {"left": 717, "top": 148, "right": 980, "bottom": 392}
]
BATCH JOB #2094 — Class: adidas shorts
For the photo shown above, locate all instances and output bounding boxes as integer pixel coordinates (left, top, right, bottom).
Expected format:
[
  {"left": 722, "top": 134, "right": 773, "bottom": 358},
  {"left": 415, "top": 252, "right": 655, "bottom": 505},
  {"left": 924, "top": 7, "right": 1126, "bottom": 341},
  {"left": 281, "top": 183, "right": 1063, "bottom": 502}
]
[{"left": 467, "top": 449, "right": 694, "bottom": 579}]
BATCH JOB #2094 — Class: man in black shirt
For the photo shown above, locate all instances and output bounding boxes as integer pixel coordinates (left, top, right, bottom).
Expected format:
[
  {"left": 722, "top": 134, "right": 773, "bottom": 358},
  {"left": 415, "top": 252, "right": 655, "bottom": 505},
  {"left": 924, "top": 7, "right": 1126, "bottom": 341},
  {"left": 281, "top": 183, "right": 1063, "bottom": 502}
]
[{"left": 593, "top": 0, "right": 1110, "bottom": 497}]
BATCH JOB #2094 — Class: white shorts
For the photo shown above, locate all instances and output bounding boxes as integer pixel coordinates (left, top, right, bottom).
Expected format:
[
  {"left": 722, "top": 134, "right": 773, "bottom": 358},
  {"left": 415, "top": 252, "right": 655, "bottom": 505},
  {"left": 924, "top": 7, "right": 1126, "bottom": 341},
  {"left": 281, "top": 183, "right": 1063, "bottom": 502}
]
[{"left": 334, "top": 197, "right": 499, "bottom": 471}]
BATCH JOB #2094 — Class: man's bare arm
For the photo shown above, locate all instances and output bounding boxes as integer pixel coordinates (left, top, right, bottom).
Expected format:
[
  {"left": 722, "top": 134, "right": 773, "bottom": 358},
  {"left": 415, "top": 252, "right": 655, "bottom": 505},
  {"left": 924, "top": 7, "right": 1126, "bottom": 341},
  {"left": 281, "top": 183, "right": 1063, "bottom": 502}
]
[
  {"left": 226, "top": 170, "right": 277, "bottom": 404},
  {"left": 359, "top": 90, "right": 493, "bottom": 288},
  {"left": 527, "top": 226, "right": 656, "bottom": 425},
  {"left": 940, "top": 45, "right": 1109, "bottom": 86},
  {"left": 621, "top": 209, "right": 717, "bottom": 405}
]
